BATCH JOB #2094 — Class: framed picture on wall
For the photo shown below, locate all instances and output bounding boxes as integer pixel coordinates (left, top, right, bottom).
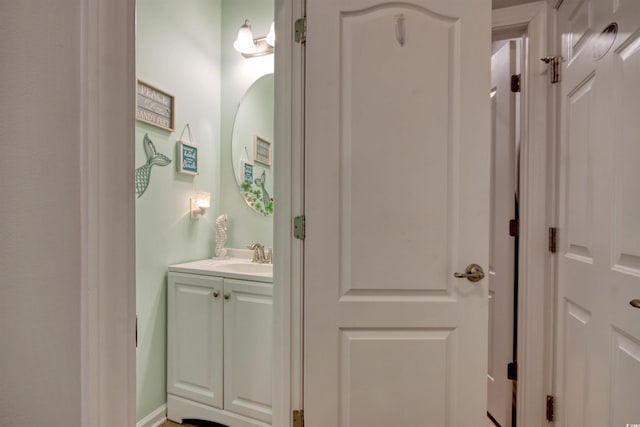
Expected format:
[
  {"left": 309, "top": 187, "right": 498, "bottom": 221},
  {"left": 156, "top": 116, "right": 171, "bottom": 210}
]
[
  {"left": 177, "top": 141, "right": 198, "bottom": 175},
  {"left": 254, "top": 136, "right": 272, "bottom": 166},
  {"left": 135, "top": 80, "right": 175, "bottom": 131}
]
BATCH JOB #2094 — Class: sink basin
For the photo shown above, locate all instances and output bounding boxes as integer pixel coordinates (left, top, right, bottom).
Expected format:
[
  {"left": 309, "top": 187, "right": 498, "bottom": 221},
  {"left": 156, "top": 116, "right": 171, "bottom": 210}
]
[
  {"left": 212, "top": 262, "right": 272, "bottom": 276},
  {"left": 169, "top": 256, "right": 273, "bottom": 281}
]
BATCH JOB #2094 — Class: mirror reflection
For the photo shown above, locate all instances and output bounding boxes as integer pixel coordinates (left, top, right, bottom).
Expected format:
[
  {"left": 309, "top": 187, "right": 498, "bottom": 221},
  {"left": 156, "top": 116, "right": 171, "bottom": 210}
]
[{"left": 231, "top": 73, "right": 274, "bottom": 216}]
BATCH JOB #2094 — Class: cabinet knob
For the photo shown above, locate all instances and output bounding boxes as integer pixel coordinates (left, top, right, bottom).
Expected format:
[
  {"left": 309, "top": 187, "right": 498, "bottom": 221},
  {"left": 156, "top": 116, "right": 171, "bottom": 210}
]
[
  {"left": 212, "top": 290, "right": 220, "bottom": 298},
  {"left": 224, "top": 293, "right": 231, "bottom": 300}
]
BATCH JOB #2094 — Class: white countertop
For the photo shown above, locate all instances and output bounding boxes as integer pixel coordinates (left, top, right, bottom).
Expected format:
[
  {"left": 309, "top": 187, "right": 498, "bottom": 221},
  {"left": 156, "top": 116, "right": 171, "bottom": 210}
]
[{"left": 169, "top": 251, "right": 272, "bottom": 283}]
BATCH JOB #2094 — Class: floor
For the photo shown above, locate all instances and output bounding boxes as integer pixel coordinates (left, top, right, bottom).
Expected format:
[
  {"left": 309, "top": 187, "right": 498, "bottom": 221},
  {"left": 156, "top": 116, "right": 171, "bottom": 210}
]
[
  {"left": 163, "top": 417, "right": 499, "bottom": 426},
  {"left": 162, "top": 422, "right": 195, "bottom": 427},
  {"left": 162, "top": 421, "right": 224, "bottom": 427}
]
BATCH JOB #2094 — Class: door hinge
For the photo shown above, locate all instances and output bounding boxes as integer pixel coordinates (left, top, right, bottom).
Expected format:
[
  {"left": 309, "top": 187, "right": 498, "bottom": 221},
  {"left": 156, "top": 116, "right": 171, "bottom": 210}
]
[
  {"left": 549, "top": 227, "right": 558, "bottom": 253},
  {"left": 511, "top": 74, "right": 521, "bottom": 92},
  {"left": 509, "top": 219, "right": 519, "bottom": 237},
  {"left": 546, "top": 395, "right": 556, "bottom": 422},
  {"left": 507, "top": 361, "right": 517, "bottom": 380},
  {"left": 540, "top": 56, "right": 562, "bottom": 83},
  {"left": 295, "top": 17, "right": 307, "bottom": 44},
  {"left": 294, "top": 215, "right": 306, "bottom": 240},
  {"left": 293, "top": 409, "right": 304, "bottom": 427}
]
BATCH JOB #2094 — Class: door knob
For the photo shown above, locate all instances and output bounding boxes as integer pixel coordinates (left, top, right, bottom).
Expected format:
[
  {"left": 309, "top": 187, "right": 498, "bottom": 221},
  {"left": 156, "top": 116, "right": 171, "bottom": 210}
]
[
  {"left": 224, "top": 293, "right": 231, "bottom": 300},
  {"left": 454, "top": 264, "right": 485, "bottom": 283},
  {"left": 630, "top": 299, "right": 640, "bottom": 309},
  {"left": 212, "top": 290, "right": 220, "bottom": 298}
]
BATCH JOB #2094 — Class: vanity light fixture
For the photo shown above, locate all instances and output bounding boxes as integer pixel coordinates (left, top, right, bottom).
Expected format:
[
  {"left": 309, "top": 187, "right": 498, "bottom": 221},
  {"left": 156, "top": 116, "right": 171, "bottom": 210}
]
[
  {"left": 233, "top": 20, "right": 275, "bottom": 58},
  {"left": 266, "top": 22, "right": 275, "bottom": 47},
  {"left": 190, "top": 192, "right": 211, "bottom": 219},
  {"left": 233, "top": 20, "right": 257, "bottom": 54}
]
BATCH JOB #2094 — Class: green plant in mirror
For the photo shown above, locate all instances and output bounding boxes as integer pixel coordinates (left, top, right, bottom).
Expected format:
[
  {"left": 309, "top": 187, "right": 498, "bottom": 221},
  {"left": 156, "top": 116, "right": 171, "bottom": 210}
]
[{"left": 241, "top": 180, "right": 274, "bottom": 216}]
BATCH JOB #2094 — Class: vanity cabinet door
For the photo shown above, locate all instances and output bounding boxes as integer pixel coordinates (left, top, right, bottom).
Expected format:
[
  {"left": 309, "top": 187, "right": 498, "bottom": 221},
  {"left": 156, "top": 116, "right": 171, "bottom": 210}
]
[
  {"left": 223, "top": 279, "right": 273, "bottom": 423},
  {"left": 168, "top": 272, "right": 223, "bottom": 409}
]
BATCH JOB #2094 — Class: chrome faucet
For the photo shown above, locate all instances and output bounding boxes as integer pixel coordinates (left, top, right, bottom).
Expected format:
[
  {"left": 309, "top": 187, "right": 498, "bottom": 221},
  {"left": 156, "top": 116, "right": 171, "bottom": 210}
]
[{"left": 248, "top": 243, "right": 267, "bottom": 263}]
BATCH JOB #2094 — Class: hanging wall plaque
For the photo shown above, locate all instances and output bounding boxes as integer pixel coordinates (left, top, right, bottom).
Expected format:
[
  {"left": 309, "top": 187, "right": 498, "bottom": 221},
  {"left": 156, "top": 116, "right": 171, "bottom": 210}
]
[
  {"left": 176, "top": 123, "right": 199, "bottom": 175},
  {"left": 254, "top": 136, "right": 272, "bottom": 166},
  {"left": 136, "top": 80, "right": 175, "bottom": 131}
]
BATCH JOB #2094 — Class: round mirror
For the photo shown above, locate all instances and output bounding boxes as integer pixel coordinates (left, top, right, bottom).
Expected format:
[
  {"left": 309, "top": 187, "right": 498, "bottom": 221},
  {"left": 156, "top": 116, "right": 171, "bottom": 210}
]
[{"left": 231, "top": 74, "right": 274, "bottom": 216}]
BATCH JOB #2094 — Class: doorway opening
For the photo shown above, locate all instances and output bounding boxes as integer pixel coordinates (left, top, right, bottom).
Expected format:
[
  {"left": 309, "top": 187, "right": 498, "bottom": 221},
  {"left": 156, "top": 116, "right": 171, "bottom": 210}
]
[
  {"left": 134, "top": 1, "right": 279, "bottom": 426},
  {"left": 487, "top": 34, "right": 523, "bottom": 427}
]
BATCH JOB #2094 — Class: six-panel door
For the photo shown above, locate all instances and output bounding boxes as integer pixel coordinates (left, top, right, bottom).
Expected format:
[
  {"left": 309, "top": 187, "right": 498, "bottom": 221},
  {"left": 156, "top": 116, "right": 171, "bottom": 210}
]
[{"left": 557, "top": 0, "right": 640, "bottom": 425}]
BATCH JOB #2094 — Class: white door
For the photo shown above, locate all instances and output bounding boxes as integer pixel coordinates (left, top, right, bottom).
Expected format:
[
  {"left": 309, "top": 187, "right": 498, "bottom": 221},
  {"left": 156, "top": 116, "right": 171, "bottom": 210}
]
[
  {"left": 556, "top": 0, "right": 640, "bottom": 425},
  {"left": 304, "top": 0, "right": 492, "bottom": 425},
  {"left": 488, "top": 40, "right": 517, "bottom": 427},
  {"left": 223, "top": 279, "right": 273, "bottom": 423}
]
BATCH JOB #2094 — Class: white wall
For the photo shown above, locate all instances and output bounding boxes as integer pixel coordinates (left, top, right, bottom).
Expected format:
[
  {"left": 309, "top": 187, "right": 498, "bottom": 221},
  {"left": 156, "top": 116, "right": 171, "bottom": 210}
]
[{"left": 0, "top": 1, "right": 82, "bottom": 425}]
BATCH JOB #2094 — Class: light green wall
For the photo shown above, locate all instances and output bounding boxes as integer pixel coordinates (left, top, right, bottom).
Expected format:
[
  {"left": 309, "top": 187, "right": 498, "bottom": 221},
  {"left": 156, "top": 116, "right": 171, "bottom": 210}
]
[
  {"left": 136, "top": 0, "right": 275, "bottom": 420},
  {"left": 220, "top": 0, "right": 274, "bottom": 249},
  {"left": 135, "top": 0, "right": 222, "bottom": 420}
]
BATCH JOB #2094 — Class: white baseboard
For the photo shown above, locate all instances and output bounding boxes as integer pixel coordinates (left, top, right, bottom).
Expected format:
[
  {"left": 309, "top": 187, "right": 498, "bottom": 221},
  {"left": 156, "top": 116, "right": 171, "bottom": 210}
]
[{"left": 137, "top": 404, "right": 167, "bottom": 427}]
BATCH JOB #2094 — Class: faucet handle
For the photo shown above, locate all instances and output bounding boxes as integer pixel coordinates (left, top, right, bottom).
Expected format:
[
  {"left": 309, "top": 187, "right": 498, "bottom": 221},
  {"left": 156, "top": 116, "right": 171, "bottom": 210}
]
[
  {"left": 247, "top": 243, "right": 266, "bottom": 263},
  {"left": 266, "top": 248, "right": 273, "bottom": 264}
]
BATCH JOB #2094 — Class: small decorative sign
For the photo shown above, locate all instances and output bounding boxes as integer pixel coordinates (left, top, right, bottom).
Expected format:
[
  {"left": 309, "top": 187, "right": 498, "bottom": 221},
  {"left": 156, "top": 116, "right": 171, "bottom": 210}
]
[
  {"left": 254, "top": 136, "right": 272, "bottom": 166},
  {"left": 176, "top": 123, "right": 198, "bottom": 175},
  {"left": 243, "top": 162, "right": 254, "bottom": 184},
  {"left": 178, "top": 141, "right": 198, "bottom": 175},
  {"left": 136, "top": 80, "right": 175, "bottom": 131}
]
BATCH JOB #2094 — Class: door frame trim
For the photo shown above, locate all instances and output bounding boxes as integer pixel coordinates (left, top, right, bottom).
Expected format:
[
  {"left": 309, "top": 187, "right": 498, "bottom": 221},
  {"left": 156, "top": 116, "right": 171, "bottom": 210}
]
[
  {"left": 80, "top": 0, "right": 136, "bottom": 425},
  {"left": 273, "top": 0, "right": 305, "bottom": 425},
  {"left": 81, "top": 0, "right": 298, "bottom": 425},
  {"left": 493, "top": 2, "right": 556, "bottom": 426}
]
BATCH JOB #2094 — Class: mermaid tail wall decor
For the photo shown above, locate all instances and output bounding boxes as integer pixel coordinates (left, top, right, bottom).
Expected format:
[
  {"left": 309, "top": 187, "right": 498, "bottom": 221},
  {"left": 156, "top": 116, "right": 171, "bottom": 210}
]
[
  {"left": 135, "top": 133, "right": 172, "bottom": 198},
  {"left": 241, "top": 169, "right": 273, "bottom": 216},
  {"left": 254, "top": 171, "right": 270, "bottom": 205}
]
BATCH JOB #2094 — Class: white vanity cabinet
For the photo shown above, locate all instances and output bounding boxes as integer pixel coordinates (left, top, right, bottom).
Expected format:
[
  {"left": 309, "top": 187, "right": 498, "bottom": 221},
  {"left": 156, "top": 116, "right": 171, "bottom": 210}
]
[
  {"left": 223, "top": 279, "right": 273, "bottom": 423},
  {"left": 167, "top": 273, "right": 224, "bottom": 408},
  {"left": 167, "top": 269, "right": 272, "bottom": 427}
]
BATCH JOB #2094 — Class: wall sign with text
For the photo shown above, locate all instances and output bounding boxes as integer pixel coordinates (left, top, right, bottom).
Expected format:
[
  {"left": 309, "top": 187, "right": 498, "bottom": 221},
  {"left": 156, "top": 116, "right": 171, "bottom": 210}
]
[
  {"left": 243, "top": 162, "right": 254, "bottom": 184},
  {"left": 177, "top": 141, "right": 198, "bottom": 175},
  {"left": 254, "top": 136, "right": 272, "bottom": 166},
  {"left": 136, "top": 80, "right": 175, "bottom": 131}
]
